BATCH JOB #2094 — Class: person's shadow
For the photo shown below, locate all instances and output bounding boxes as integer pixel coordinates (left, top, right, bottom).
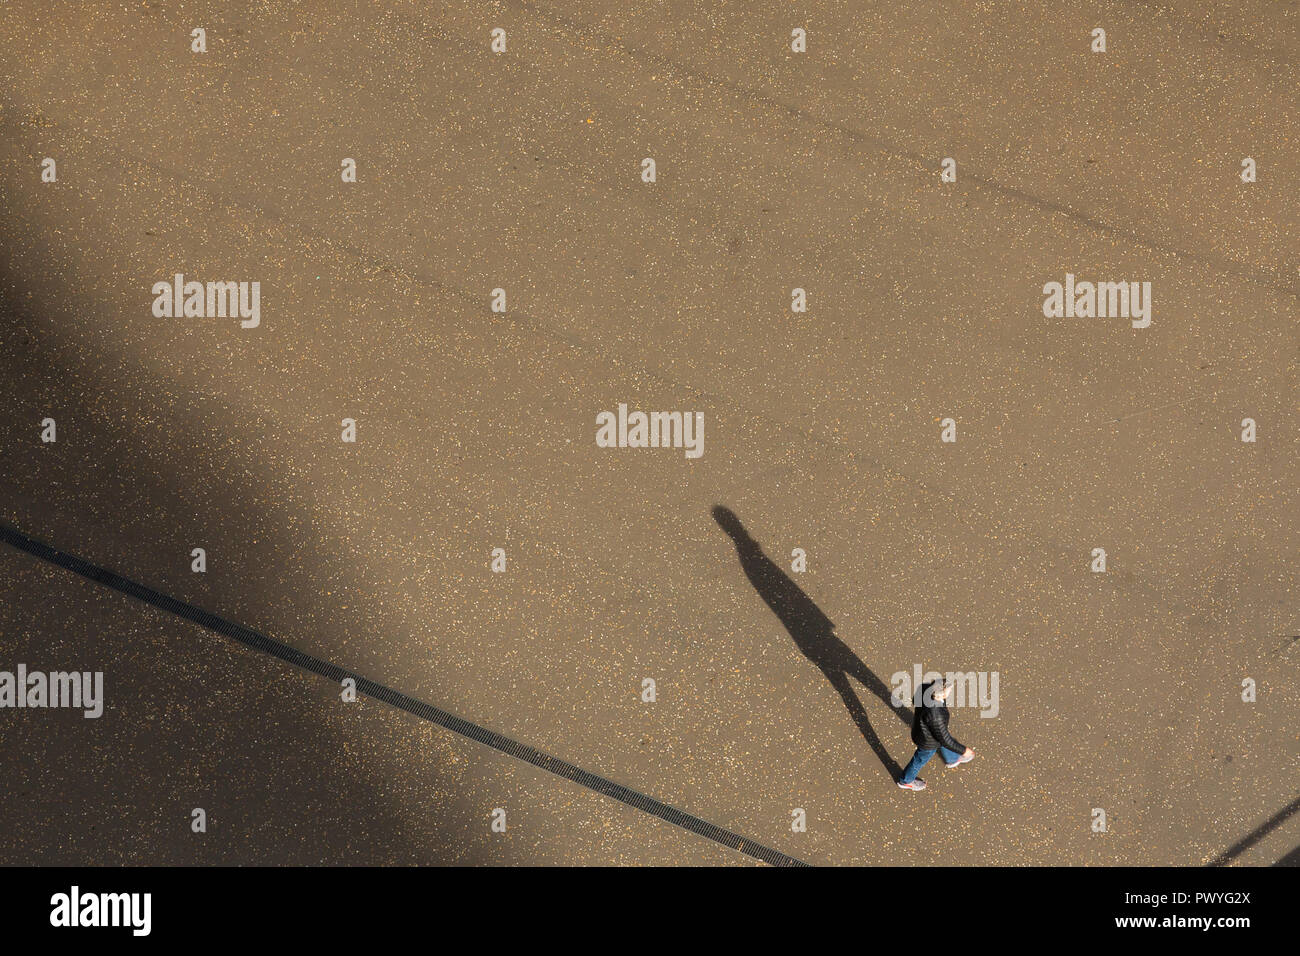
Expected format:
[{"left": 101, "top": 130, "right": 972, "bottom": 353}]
[{"left": 713, "top": 505, "right": 909, "bottom": 778}]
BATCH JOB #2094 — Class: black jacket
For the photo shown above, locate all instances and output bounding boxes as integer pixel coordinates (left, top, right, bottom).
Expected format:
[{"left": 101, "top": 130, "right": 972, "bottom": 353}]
[{"left": 911, "top": 682, "right": 967, "bottom": 754}]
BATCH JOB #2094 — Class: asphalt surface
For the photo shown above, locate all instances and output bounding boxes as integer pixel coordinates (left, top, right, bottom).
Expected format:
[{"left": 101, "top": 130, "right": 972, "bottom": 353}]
[{"left": 0, "top": 1, "right": 1296, "bottom": 865}]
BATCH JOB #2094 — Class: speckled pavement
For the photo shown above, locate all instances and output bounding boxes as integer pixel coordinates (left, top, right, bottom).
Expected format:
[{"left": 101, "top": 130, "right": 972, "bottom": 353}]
[{"left": 0, "top": 1, "right": 1296, "bottom": 865}]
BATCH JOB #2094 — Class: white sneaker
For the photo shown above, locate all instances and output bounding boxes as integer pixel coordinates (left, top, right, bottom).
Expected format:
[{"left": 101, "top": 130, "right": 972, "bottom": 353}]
[{"left": 897, "top": 778, "right": 927, "bottom": 791}]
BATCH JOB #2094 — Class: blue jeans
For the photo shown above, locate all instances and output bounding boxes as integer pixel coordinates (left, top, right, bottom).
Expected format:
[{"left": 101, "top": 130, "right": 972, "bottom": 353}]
[{"left": 899, "top": 746, "right": 963, "bottom": 783}]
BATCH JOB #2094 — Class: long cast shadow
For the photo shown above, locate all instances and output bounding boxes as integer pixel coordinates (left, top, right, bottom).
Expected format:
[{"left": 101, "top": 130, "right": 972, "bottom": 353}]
[
  {"left": 713, "top": 505, "right": 910, "bottom": 778},
  {"left": 1207, "top": 795, "right": 1300, "bottom": 867}
]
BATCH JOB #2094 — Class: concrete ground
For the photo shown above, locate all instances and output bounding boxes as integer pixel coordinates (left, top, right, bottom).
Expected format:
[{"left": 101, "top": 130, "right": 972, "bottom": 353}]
[{"left": 0, "top": 0, "right": 1295, "bottom": 865}]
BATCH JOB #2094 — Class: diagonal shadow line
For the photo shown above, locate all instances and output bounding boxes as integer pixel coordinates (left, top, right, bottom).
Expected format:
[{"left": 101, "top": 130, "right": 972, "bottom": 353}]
[
  {"left": 1206, "top": 796, "right": 1300, "bottom": 867},
  {"left": 712, "top": 505, "right": 909, "bottom": 779},
  {"left": 0, "top": 520, "right": 809, "bottom": 868}
]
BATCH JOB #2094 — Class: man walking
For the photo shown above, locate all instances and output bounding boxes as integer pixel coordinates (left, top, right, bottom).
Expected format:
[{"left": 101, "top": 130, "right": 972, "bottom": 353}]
[{"left": 897, "top": 677, "right": 975, "bottom": 791}]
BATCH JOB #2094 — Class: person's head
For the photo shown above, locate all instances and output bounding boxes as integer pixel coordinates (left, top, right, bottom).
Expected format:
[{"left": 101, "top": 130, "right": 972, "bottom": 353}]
[{"left": 918, "top": 678, "right": 953, "bottom": 707}]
